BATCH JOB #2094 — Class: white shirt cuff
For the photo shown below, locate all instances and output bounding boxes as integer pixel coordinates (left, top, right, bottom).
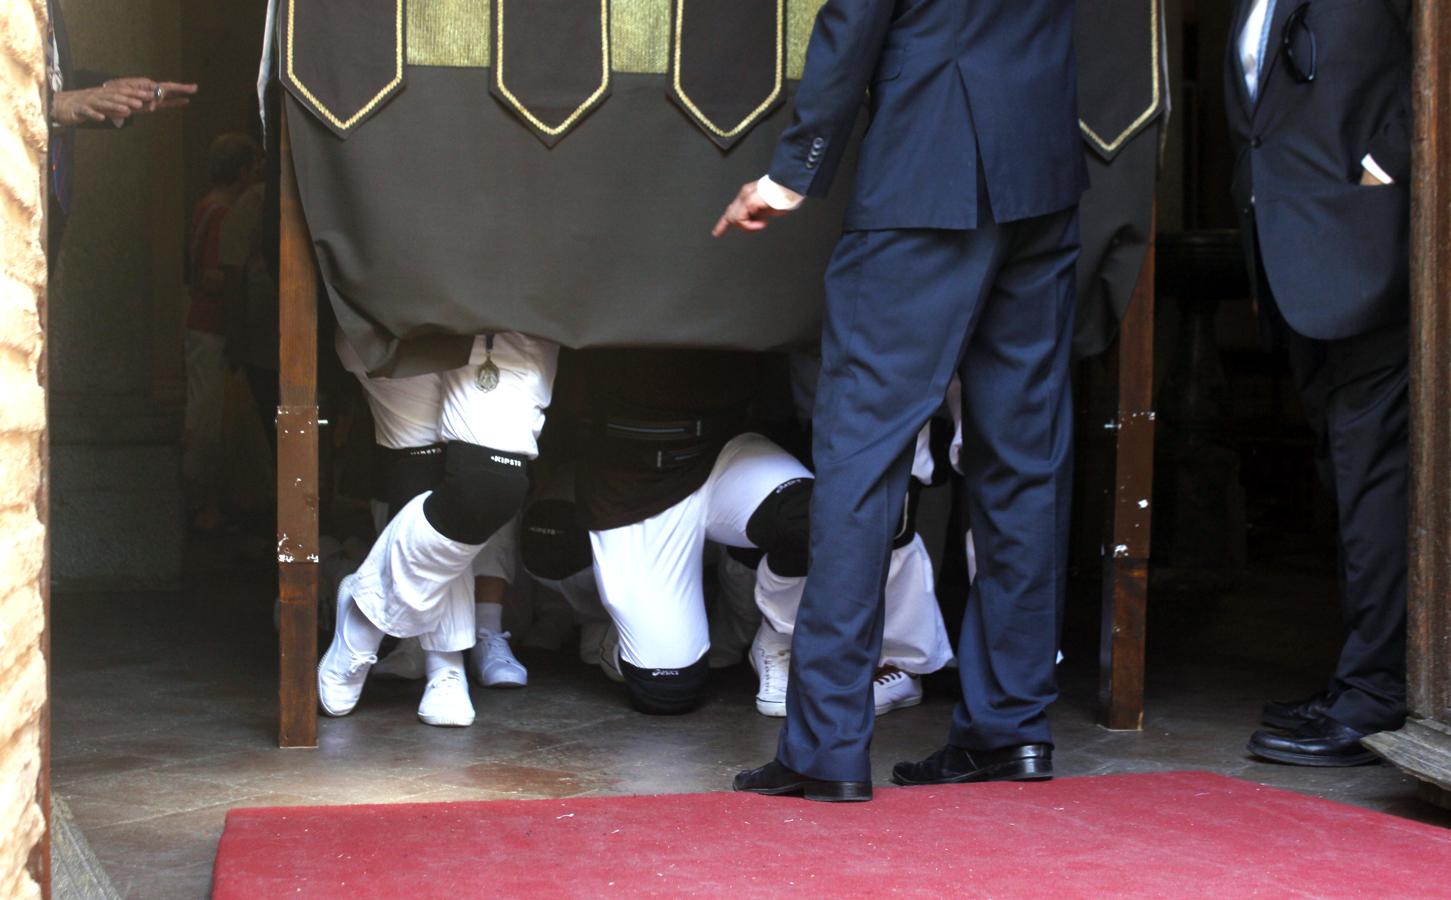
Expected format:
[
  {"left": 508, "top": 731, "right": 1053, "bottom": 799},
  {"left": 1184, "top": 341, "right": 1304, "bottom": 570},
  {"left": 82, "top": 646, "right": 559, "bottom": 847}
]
[
  {"left": 757, "top": 175, "right": 804, "bottom": 211},
  {"left": 1361, "top": 154, "right": 1394, "bottom": 185}
]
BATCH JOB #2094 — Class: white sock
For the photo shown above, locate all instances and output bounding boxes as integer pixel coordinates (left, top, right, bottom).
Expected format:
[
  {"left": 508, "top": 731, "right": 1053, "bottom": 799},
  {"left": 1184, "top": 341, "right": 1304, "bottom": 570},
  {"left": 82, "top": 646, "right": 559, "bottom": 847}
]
[
  {"left": 475, "top": 602, "right": 504, "bottom": 634},
  {"left": 425, "top": 650, "right": 465, "bottom": 679},
  {"left": 341, "top": 602, "right": 385, "bottom": 656}
]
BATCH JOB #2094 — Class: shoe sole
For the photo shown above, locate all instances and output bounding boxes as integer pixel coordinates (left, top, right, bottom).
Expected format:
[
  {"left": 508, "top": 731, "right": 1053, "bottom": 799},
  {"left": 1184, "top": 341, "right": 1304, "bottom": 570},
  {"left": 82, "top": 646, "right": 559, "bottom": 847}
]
[
  {"left": 737, "top": 781, "right": 873, "bottom": 803},
  {"left": 1246, "top": 743, "right": 1379, "bottom": 767},
  {"left": 418, "top": 714, "right": 475, "bottom": 727},
  {"left": 481, "top": 678, "right": 527, "bottom": 689},
  {"left": 875, "top": 693, "right": 923, "bottom": 717},
  {"left": 756, "top": 698, "right": 786, "bottom": 717},
  {"left": 890, "top": 758, "right": 1053, "bottom": 787}
]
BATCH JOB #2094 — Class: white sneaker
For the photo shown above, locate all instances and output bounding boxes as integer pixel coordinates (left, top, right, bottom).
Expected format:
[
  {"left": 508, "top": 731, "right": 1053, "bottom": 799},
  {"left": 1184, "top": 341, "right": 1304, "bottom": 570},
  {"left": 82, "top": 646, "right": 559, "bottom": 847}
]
[
  {"left": 873, "top": 665, "right": 923, "bottom": 716},
  {"left": 598, "top": 624, "right": 624, "bottom": 683},
  {"left": 579, "top": 621, "right": 609, "bottom": 666},
  {"left": 317, "top": 575, "right": 380, "bottom": 717},
  {"left": 471, "top": 629, "right": 528, "bottom": 688},
  {"left": 372, "top": 637, "right": 426, "bottom": 681},
  {"left": 417, "top": 668, "right": 476, "bottom": 727},
  {"left": 749, "top": 624, "right": 792, "bottom": 718}
]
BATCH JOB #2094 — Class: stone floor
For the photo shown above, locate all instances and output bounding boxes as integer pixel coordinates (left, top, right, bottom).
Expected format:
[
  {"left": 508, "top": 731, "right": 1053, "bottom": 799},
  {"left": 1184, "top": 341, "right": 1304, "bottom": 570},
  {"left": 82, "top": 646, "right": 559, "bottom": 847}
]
[{"left": 52, "top": 543, "right": 1451, "bottom": 900}]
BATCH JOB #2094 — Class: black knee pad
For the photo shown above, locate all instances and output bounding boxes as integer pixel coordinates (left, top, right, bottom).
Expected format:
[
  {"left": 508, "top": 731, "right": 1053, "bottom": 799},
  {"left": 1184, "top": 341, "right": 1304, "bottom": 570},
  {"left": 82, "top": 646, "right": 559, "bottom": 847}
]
[
  {"left": 376, "top": 444, "right": 446, "bottom": 518},
  {"left": 892, "top": 480, "right": 923, "bottom": 551},
  {"left": 422, "top": 441, "right": 531, "bottom": 544},
  {"left": 619, "top": 657, "right": 710, "bottom": 716},
  {"left": 521, "top": 498, "right": 592, "bottom": 581},
  {"left": 746, "top": 477, "right": 812, "bottom": 578}
]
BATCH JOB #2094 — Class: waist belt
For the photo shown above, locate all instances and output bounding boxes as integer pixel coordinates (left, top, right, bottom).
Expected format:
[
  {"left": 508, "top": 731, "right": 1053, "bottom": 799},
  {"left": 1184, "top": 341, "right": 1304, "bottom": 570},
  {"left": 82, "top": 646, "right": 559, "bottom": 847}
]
[{"left": 585, "top": 414, "right": 743, "bottom": 471}]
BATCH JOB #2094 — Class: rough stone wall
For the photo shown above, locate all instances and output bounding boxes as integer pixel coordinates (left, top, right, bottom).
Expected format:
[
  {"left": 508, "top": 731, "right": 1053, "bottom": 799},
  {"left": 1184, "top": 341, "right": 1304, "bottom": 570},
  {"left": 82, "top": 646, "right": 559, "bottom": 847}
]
[{"left": 0, "top": 0, "right": 51, "bottom": 896}]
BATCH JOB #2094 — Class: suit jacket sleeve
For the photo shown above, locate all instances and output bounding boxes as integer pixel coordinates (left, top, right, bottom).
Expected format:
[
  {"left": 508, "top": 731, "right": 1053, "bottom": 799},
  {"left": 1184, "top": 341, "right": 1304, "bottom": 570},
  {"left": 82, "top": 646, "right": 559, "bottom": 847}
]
[
  {"left": 1366, "top": 0, "right": 1412, "bottom": 182},
  {"left": 766, "top": 0, "right": 896, "bottom": 198}
]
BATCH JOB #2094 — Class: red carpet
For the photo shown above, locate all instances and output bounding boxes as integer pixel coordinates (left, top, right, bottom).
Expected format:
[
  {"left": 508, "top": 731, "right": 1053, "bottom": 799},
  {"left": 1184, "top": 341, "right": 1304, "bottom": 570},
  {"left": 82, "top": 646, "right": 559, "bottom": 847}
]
[{"left": 212, "top": 771, "right": 1451, "bottom": 898}]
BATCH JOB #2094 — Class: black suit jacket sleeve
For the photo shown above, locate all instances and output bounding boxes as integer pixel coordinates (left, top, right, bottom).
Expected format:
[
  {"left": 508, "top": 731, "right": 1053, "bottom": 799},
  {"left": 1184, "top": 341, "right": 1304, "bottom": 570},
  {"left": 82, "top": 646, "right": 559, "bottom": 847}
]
[
  {"left": 1366, "top": 0, "right": 1412, "bottom": 182},
  {"left": 767, "top": 0, "right": 896, "bottom": 197}
]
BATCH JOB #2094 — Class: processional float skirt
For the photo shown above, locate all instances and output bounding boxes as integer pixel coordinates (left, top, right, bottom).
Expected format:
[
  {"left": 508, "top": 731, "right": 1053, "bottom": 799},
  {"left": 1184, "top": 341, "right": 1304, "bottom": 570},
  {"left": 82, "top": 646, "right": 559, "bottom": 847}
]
[{"left": 282, "top": 0, "right": 853, "bottom": 376}]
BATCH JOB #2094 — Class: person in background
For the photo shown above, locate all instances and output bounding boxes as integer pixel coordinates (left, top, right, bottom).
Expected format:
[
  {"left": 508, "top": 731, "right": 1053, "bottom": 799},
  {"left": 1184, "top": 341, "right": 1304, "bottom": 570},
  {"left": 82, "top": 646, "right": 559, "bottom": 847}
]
[{"left": 184, "top": 134, "right": 260, "bottom": 532}]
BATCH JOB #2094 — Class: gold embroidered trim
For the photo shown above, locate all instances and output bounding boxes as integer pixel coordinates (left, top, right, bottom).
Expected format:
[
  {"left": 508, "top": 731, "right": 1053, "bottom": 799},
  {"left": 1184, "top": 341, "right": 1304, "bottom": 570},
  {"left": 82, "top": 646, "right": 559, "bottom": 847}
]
[
  {"left": 787, "top": 0, "right": 825, "bottom": 80},
  {"left": 671, "top": 0, "right": 785, "bottom": 140},
  {"left": 493, "top": 0, "right": 612, "bottom": 137},
  {"left": 409, "top": 0, "right": 491, "bottom": 68},
  {"left": 611, "top": 0, "right": 669, "bottom": 73},
  {"left": 1079, "top": 0, "right": 1162, "bottom": 155},
  {"left": 285, "top": 0, "right": 405, "bottom": 132},
  {"left": 400, "top": 0, "right": 822, "bottom": 78}
]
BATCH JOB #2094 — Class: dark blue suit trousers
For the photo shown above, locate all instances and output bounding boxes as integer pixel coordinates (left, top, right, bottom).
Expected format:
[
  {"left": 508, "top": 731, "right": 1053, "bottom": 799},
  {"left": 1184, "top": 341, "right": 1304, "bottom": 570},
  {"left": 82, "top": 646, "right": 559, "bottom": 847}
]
[{"left": 779, "top": 207, "right": 1080, "bottom": 782}]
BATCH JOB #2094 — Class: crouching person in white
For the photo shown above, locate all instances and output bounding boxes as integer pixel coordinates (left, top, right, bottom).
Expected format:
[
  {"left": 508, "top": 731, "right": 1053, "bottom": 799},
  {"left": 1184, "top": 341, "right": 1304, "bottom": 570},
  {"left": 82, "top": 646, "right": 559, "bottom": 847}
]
[
  {"left": 750, "top": 420, "right": 956, "bottom": 718},
  {"left": 583, "top": 433, "right": 952, "bottom": 716},
  {"left": 321, "top": 332, "right": 557, "bottom": 726}
]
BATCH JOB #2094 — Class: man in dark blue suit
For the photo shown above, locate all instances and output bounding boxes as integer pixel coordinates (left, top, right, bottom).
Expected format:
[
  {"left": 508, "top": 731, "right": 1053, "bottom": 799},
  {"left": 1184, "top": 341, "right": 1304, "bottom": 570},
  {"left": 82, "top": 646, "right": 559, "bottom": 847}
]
[{"left": 715, "top": 0, "right": 1087, "bottom": 801}]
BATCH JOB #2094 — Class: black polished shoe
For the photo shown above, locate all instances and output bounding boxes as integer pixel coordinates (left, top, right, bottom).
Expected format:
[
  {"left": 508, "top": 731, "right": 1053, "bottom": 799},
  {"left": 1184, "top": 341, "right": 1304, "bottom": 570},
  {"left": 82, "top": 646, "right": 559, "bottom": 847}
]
[
  {"left": 891, "top": 743, "right": 1053, "bottom": 786},
  {"left": 733, "top": 760, "right": 873, "bottom": 803},
  {"left": 1261, "top": 690, "right": 1336, "bottom": 730},
  {"left": 1247, "top": 715, "right": 1379, "bottom": 767}
]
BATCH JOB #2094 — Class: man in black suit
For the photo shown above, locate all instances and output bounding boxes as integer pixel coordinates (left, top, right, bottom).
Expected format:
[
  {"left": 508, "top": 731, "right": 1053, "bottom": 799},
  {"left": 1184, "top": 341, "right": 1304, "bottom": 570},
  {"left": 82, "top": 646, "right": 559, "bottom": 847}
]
[
  {"left": 1226, "top": 0, "right": 1412, "bottom": 765},
  {"left": 715, "top": 0, "right": 1086, "bottom": 801}
]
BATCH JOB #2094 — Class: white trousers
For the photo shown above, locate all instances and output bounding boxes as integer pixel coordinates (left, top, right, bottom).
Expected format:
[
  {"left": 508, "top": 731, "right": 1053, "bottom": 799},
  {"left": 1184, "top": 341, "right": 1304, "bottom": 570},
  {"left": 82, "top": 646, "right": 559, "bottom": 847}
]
[
  {"left": 590, "top": 433, "right": 953, "bottom": 673},
  {"left": 339, "top": 333, "right": 555, "bottom": 651},
  {"left": 756, "top": 533, "right": 954, "bottom": 674}
]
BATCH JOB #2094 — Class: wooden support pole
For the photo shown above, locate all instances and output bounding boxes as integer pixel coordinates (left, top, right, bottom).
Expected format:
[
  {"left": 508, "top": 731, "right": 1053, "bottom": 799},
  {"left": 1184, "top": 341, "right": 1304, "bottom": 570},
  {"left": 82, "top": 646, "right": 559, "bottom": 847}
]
[
  {"left": 1098, "top": 222, "right": 1156, "bottom": 731},
  {"left": 1405, "top": 0, "right": 1451, "bottom": 732},
  {"left": 276, "top": 107, "right": 320, "bottom": 749}
]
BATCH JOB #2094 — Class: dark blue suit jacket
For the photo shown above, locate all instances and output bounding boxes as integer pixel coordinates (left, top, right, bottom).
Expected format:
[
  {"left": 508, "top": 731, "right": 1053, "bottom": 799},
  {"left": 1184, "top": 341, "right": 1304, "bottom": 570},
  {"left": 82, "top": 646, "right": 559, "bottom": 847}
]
[
  {"left": 768, "top": 0, "right": 1088, "bottom": 231},
  {"left": 1225, "top": 0, "right": 1411, "bottom": 340}
]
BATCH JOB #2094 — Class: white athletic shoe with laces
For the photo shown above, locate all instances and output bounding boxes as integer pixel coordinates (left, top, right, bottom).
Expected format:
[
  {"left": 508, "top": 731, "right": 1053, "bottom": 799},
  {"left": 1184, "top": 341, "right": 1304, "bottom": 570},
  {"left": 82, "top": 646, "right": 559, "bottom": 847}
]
[
  {"left": 471, "top": 629, "right": 528, "bottom": 688},
  {"left": 317, "top": 575, "right": 380, "bottom": 717},
  {"left": 749, "top": 623, "right": 792, "bottom": 718},
  {"left": 417, "top": 668, "right": 476, "bottom": 727},
  {"left": 873, "top": 665, "right": 923, "bottom": 716},
  {"left": 372, "top": 637, "right": 426, "bottom": 681}
]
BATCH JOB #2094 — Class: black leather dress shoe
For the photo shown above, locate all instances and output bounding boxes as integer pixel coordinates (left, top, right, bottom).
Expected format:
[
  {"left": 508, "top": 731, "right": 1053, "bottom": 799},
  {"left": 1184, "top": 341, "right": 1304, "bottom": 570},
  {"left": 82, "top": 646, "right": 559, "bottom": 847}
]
[
  {"left": 733, "top": 760, "right": 873, "bottom": 803},
  {"left": 1261, "top": 690, "right": 1336, "bottom": 730},
  {"left": 1247, "top": 715, "right": 1379, "bottom": 767},
  {"left": 891, "top": 743, "right": 1053, "bottom": 786}
]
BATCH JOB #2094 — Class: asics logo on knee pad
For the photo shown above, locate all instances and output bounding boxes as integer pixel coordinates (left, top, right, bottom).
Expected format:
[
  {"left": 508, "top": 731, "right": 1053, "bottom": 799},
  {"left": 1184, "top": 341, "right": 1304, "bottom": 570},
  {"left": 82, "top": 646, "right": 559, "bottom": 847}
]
[
  {"left": 652, "top": 669, "right": 680, "bottom": 678},
  {"left": 771, "top": 477, "right": 810, "bottom": 496},
  {"left": 421, "top": 442, "right": 532, "bottom": 544}
]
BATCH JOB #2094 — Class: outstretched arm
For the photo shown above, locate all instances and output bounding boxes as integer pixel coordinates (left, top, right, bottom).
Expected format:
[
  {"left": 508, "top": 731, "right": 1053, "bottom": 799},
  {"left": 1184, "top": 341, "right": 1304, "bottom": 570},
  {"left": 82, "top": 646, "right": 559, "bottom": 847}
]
[{"left": 713, "top": 0, "right": 896, "bottom": 236}]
